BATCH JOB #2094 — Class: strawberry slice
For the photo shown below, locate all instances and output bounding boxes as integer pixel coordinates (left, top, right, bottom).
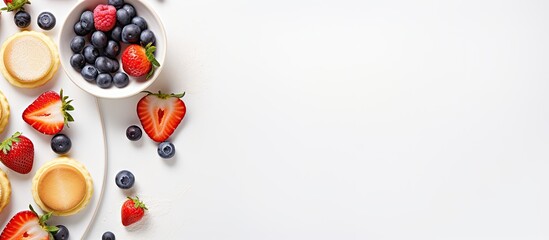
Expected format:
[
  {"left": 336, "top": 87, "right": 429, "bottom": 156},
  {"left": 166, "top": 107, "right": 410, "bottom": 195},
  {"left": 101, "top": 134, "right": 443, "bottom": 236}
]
[
  {"left": 22, "top": 90, "right": 74, "bottom": 135},
  {"left": 0, "top": 205, "right": 58, "bottom": 240},
  {"left": 0, "top": 132, "right": 34, "bottom": 174},
  {"left": 137, "top": 91, "right": 186, "bottom": 142}
]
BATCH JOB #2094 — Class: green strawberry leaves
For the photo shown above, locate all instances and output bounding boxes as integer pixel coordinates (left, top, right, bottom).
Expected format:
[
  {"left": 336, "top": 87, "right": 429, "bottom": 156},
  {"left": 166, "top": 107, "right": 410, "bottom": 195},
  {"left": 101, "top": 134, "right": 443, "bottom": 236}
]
[
  {"left": 144, "top": 43, "right": 161, "bottom": 79},
  {"left": 60, "top": 89, "right": 75, "bottom": 127},
  {"left": 0, "top": 132, "right": 21, "bottom": 154},
  {"left": 1, "top": 0, "right": 30, "bottom": 12}
]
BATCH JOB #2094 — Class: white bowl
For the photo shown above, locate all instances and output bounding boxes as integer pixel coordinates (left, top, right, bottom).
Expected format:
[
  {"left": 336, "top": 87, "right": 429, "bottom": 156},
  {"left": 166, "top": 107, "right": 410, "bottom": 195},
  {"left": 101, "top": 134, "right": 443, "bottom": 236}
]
[{"left": 59, "top": 0, "right": 167, "bottom": 99}]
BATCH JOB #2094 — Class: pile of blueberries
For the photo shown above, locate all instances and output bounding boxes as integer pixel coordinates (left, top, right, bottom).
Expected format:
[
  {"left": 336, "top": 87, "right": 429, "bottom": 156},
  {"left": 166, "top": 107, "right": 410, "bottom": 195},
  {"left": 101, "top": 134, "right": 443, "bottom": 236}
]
[{"left": 69, "top": 0, "right": 156, "bottom": 89}]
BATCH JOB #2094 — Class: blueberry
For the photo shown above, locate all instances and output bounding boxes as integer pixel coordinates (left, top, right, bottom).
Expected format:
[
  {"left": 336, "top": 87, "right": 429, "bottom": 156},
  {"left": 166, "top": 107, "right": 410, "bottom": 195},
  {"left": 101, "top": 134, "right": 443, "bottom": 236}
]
[
  {"left": 95, "top": 57, "right": 111, "bottom": 73},
  {"left": 37, "top": 12, "right": 56, "bottom": 30},
  {"left": 140, "top": 29, "right": 156, "bottom": 46},
  {"left": 110, "top": 59, "right": 120, "bottom": 72},
  {"left": 116, "top": 9, "right": 131, "bottom": 26},
  {"left": 121, "top": 24, "right": 141, "bottom": 43},
  {"left": 83, "top": 45, "right": 100, "bottom": 64},
  {"left": 158, "top": 142, "right": 175, "bottom": 158},
  {"left": 70, "top": 36, "right": 86, "bottom": 53},
  {"left": 14, "top": 11, "right": 31, "bottom": 28},
  {"left": 91, "top": 31, "right": 108, "bottom": 49},
  {"left": 74, "top": 22, "right": 90, "bottom": 36},
  {"left": 102, "top": 231, "right": 115, "bottom": 240},
  {"left": 80, "top": 10, "right": 94, "bottom": 31},
  {"left": 70, "top": 54, "right": 86, "bottom": 71},
  {"left": 125, "top": 125, "right": 142, "bottom": 141},
  {"left": 108, "top": 0, "right": 124, "bottom": 9},
  {"left": 114, "top": 72, "right": 129, "bottom": 88},
  {"left": 115, "top": 170, "right": 135, "bottom": 189},
  {"left": 81, "top": 65, "right": 98, "bottom": 82},
  {"left": 131, "top": 16, "right": 147, "bottom": 31},
  {"left": 53, "top": 225, "right": 69, "bottom": 240},
  {"left": 111, "top": 26, "right": 122, "bottom": 42},
  {"left": 51, "top": 134, "right": 72, "bottom": 154},
  {"left": 96, "top": 73, "right": 113, "bottom": 88},
  {"left": 104, "top": 40, "right": 120, "bottom": 59},
  {"left": 122, "top": 4, "right": 136, "bottom": 18}
]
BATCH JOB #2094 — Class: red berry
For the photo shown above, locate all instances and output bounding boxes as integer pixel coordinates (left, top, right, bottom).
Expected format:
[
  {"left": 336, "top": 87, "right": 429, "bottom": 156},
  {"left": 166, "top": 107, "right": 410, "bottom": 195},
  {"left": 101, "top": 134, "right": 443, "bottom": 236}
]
[
  {"left": 94, "top": 4, "right": 116, "bottom": 32},
  {"left": 121, "top": 197, "right": 147, "bottom": 226},
  {"left": 121, "top": 44, "right": 160, "bottom": 78}
]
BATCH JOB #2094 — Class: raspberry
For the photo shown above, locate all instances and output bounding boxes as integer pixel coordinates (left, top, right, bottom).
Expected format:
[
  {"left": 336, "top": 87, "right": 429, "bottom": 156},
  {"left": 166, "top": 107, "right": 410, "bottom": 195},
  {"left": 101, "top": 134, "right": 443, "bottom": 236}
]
[{"left": 93, "top": 4, "right": 116, "bottom": 32}]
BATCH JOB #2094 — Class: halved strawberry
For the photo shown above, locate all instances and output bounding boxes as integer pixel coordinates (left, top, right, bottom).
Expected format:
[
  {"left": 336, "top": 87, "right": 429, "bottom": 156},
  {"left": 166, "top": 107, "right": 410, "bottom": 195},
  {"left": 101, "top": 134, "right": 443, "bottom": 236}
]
[
  {"left": 0, "top": 132, "right": 34, "bottom": 174},
  {"left": 0, "top": 205, "right": 58, "bottom": 240},
  {"left": 22, "top": 90, "right": 74, "bottom": 135},
  {"left": 137, "top": 91, "right": 186, "bottom": 142}
]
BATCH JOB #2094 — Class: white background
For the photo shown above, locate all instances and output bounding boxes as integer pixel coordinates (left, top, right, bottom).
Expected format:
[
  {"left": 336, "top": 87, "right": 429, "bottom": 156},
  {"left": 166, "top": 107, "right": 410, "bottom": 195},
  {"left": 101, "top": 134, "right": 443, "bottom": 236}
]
[{"left": 87, "top": 0, "right": 549, "bottom": 239}]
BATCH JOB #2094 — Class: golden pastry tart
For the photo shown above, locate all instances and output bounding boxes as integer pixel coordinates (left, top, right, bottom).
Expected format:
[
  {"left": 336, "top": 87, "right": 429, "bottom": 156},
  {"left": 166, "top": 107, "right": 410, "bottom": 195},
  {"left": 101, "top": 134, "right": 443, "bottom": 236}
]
[
  {"left": 0, "top": 90, "right": 9, "bottom": 134},
  {"left": 32, "top": 157, "right": 93, "bottom": 216},
  {"left": 0, "top": 168, "right": 11, "bottom": 213},
  {"left": 0, "top": 31, "right": 59, "bottom": 88}
]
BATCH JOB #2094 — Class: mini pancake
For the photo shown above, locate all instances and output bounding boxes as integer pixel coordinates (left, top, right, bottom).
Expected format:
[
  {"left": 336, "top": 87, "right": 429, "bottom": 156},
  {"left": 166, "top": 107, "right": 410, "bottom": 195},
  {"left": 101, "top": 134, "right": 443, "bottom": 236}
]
[
  {"left": 32, "top": 157, "right": 93, "bottom": 216},
  {"left": 0, "top": 90, "right": 9, "bottom": 134},
  {"left": 0, "top": 31, "right": 59, "bottom": 88}
]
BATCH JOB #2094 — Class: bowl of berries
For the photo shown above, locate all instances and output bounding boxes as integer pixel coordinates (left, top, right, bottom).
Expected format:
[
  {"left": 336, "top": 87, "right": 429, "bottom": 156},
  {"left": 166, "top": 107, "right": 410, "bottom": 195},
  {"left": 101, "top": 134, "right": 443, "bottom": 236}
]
[{"left": 60, "top": 0, "right": 167, "bottom": 99}]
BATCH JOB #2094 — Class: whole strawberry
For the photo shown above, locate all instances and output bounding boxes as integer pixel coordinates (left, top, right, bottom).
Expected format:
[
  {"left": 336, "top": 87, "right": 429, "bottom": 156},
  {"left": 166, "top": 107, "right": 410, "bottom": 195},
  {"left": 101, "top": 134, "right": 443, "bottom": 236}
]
[
  {"left": 121, "top": 43, "right": 160, "bottom": 78},
  {"left": 0, "top": 132, "right": 34, "bottom": 174},
  {"left": 1, "top": 0, "right": 30, "bottom": 12},
  {"left": 121, "top": 196, "right": 148, "bottom": 226},
  {"left": 94, "top": 4, "right": 116, "bottom": 31}
]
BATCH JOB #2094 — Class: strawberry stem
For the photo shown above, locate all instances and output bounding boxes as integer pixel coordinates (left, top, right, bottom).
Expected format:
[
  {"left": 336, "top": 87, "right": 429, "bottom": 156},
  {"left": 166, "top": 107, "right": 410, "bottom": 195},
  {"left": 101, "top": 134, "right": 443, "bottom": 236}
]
[
  {"left": 128, "top": 196, "right": 148, "bottom": 210},
  {"left": 1, "top": 0, "right": 31, "bottom": 12},
  {"left": 60, "top": 89, "right": 75, "bottom": 127},
  {"left": 0, "top": 132, "right": 21, "bottom": 154},
  {"left": 29, "top": 204, "right": 58, "bottom": 236},
  {"left": 142, "top": 90, "right": 185, "bottom": 99},
  {"left": 144, "top": 43, "right": 160, "bottom": 79}
]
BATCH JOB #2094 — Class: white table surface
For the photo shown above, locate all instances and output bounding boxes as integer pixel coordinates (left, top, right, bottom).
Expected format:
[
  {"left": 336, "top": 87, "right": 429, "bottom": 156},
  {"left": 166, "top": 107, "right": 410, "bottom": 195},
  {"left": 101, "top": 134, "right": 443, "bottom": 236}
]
[{"left": 77, "top": 0, "right": 549, "bottom": 239}]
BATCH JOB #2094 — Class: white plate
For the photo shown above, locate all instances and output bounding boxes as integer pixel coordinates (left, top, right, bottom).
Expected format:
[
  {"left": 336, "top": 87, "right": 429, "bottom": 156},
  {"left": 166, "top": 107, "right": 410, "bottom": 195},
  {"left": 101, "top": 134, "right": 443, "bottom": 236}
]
[{"left": 0, "top": 39, "right": 106, "bottom": 239}]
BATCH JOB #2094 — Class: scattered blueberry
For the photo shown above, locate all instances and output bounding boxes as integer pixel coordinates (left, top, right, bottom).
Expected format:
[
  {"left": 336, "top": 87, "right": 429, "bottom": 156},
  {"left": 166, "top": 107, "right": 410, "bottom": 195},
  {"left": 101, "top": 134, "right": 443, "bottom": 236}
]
[
  {"left": 74, "top": 22, "right": 89, "bottom": 36},
  {"left": 158, "top": 142, "right": 175, "bottom": 159},
  {"left": 102, "top": 231, "right": 116, "bottom": 240},
  {"left": 81, "top": 65, "right": 98, "bottom": 82},
  {"left": 140, "top": 29, "right": 156, "bottom": 46},
  {"left": 91, "top": 31, "right": 108, "bottom": 49},
  {"left": 116, "top": 9, "right": 131, "bottom": 26},
  {"left": 37, "top": 12, "right": 56, "bottom": 30},
  {"left": 70, "top": 36, "right": 86, "bottom": 53},
  {"left": 108, "top": 0, "right": 125, "bottom": 9},
  {"left": 131, "top": 16, "right": 147, "bottom": 31},
  {"left": 53, "top": 225, "right": 69, "bottom": 240},
  {"left": 115, "top": 170, "right": 135, "bottom": 189},
  {"left": 122, "top": 4, "right": 136, "bottom": 18},
  {"left": 70, "top": 54, "right": 86, "bottom": 71},
  {"left": 80, "top": 10, "right": 94, "bottom": 31},
  {"left": 51, "top": 134, "right": 72, "bottom": 154},
  {"left": 83, "top": 45, "right": 100, "bottom": 64},
  {"left": 125, "top": 125, "right": 142, "bottom": 141},
  {"left": 121, "top": 24, "right": 141, "bottom": 43},
  {"left": 104, "top": 40, "right": 120, "bottom": 59},
  {"left": 14, "top": 11, "right": 31, "bottom": 28},
  {"left": 96, "top": 73, "right": 113, "bottom": 88},
  {"left": 111, "top": 26, "right": 122, "bottom": 42}
]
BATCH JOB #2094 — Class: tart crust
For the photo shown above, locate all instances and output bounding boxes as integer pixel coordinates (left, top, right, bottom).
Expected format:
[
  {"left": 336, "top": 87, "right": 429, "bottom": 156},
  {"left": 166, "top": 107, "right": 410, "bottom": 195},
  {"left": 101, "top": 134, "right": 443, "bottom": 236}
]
[
  {"left": 0, "top": 31, "right": 59, "bottom": 88},
  {"left": 0, "top": 168, "right": 11, "bottom": 213},
  {"left": 0, "top": 90, "right": 9, "bottom": 134}
]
